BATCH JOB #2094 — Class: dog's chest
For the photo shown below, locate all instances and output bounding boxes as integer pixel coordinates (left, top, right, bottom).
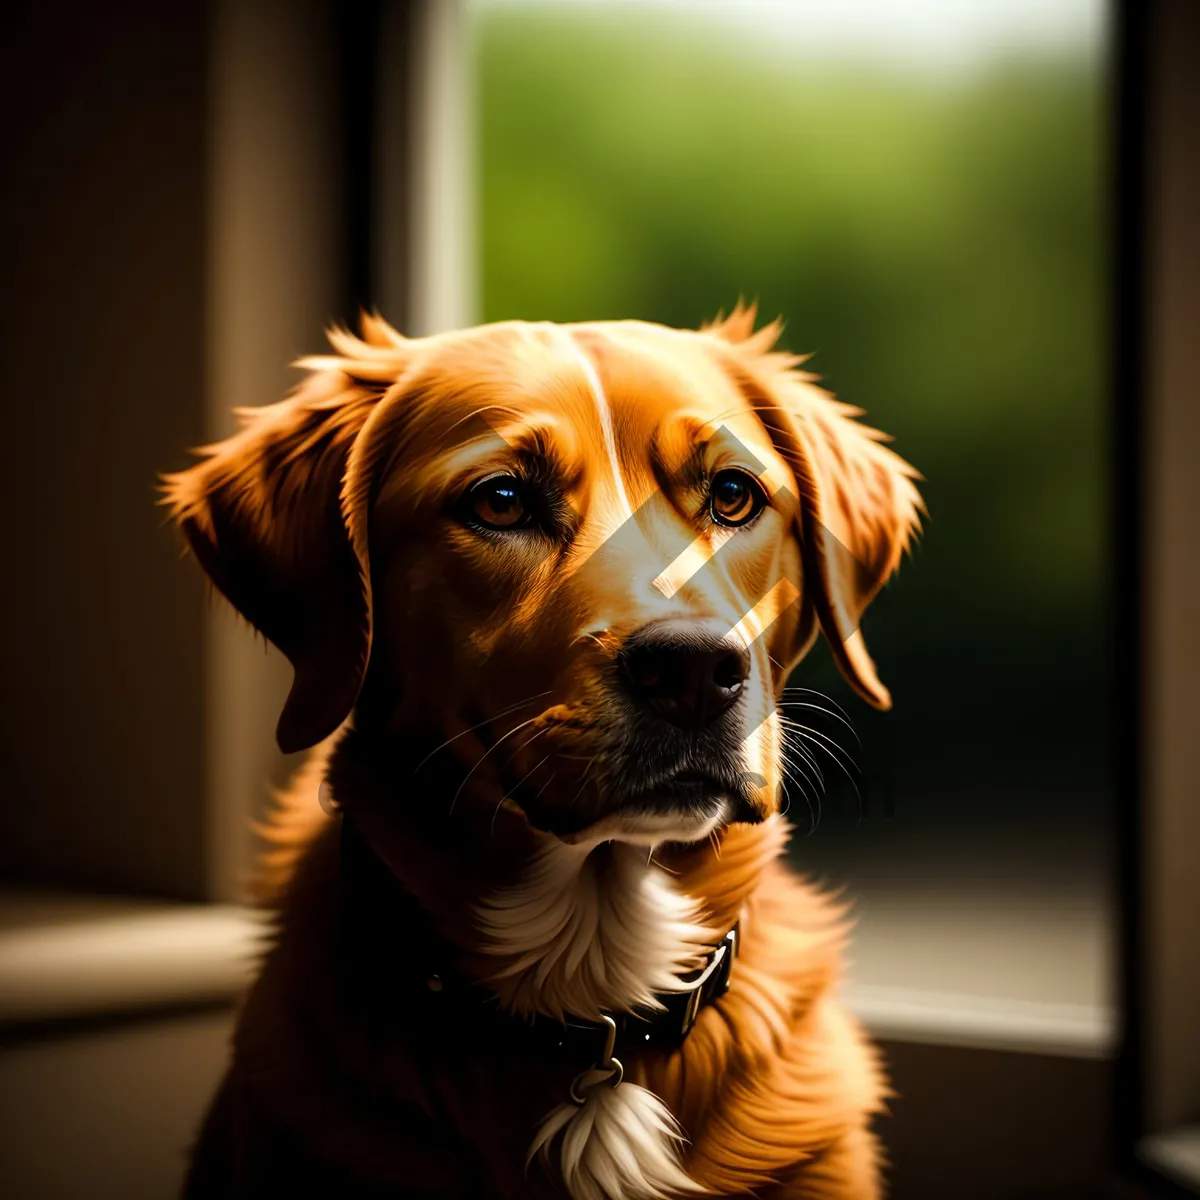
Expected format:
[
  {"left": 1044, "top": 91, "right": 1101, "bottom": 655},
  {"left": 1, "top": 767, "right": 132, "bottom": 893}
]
[{"left": 473, "top": 837, "right": 715, "bottom": 1021}]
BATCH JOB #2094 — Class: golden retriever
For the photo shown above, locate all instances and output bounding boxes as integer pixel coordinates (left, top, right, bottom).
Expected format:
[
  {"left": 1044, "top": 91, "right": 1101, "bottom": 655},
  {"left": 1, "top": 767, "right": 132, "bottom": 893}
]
[{"left": 164, "top": 303, "right": 922, "bottom": 1199}]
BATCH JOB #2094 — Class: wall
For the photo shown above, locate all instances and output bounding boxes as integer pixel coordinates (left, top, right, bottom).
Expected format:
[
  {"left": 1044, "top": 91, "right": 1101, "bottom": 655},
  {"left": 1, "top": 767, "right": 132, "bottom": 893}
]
[{"left": 0, "top": 2, "right": 211, "bottom": 898}]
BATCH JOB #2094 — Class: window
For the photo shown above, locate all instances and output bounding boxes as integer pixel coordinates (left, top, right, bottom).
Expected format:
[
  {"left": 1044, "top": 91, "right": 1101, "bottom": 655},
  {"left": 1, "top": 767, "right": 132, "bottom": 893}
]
[{"left": 471, "top": 0, "right": 1114, "bottom": 1050}]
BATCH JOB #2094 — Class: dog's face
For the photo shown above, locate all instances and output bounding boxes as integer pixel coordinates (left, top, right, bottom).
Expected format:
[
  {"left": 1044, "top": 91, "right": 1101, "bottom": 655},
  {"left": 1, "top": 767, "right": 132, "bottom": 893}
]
[
  {"left": 368, "top": 322, "right": 804, "bottom": 846},
  {"left": 164, "top": 308, "right": 921, "bottom": 848}
]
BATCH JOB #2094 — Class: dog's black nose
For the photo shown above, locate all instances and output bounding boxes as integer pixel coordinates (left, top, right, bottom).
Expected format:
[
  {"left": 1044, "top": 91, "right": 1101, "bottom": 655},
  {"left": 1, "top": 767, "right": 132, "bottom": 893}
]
[{"left": 619, "top": 619, "right": 750, "bottom": 729}]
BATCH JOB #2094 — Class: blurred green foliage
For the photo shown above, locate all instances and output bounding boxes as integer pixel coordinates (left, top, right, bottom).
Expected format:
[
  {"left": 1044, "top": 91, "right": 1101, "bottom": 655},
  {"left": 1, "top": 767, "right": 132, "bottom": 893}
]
[{"left": 473, "top": 3, "right": 1109, "bottom": 847}]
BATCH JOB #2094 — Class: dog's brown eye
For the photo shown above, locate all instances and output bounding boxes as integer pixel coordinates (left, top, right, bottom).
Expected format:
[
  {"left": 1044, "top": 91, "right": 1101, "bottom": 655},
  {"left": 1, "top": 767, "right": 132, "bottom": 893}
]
[
  {"left": 468, "top": 475, "right": 529, "bottom": 529},
  {"left": 710, "top": 470, "right": 766, "bottom": 528}
]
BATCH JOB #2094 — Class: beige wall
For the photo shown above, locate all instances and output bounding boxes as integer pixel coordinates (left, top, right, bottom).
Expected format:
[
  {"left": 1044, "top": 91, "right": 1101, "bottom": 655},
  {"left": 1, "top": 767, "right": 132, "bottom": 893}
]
[
  {"left": 0, "top": 0, "right": 361, "bottom": 901},
  {"left": 0, "top": 2, "right": 211, "bottom": 899}
]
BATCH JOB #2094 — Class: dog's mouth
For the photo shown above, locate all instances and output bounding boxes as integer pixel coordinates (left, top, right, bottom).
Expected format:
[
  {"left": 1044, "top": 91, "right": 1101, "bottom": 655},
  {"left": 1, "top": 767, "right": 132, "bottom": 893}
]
[
  {"left": 652, "top": 769, "right": 733, "bottom": 792},
  {"left": 542, "top": 764, "right": 762, "bottom": 848},
  {"left": 485, "top": 701, "right": 765, "bottom": 846},
  {"left": 555, "top": 796, "right": 730, "bottom": 848},
  {"left": 628, "top": 771, "right": 738, "bottom": 814},
  {"left": 624, "top": 759, "right": 760, "bottom": 808}
]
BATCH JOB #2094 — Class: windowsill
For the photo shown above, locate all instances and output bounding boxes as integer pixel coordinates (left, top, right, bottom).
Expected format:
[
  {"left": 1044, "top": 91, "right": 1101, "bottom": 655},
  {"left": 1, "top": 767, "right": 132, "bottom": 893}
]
[
  {"left": 0, "top": 885, "right": 1114, "bottom": 1058},
  {"left": 1138, "top": 1128, "right": 1200, "bottom": 1192},
  {"left": 838, "top": 875, "right": 1115, "bottom": 1059},
  {"left": 0, "top": 890, "right": 265, "bottom": 1027}
]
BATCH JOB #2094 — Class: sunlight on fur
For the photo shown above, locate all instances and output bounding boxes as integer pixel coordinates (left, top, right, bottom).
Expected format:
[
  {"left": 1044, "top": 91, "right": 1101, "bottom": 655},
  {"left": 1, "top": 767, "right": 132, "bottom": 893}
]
[{"left": 528, "top": 1072, "right": 705, "bottom": 1200}]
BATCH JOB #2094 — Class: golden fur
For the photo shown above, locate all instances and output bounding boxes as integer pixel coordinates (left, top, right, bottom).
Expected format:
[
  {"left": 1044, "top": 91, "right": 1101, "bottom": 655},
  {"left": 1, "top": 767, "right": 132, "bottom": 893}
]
[{"left": 165, "top": 305, "right": 921, "bottom": 1198}]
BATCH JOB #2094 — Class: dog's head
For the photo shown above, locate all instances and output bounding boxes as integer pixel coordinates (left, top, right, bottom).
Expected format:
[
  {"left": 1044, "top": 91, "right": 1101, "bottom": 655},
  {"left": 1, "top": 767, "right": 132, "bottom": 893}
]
[{"left": 163, "top": 306, "right": 921, "bottom": 848}]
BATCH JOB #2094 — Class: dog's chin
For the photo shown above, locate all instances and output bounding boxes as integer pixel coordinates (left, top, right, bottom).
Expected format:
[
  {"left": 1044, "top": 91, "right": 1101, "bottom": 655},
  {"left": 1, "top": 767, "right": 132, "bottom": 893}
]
[{"left": 556, "top": 795, "right": 732, "bottom": 850}]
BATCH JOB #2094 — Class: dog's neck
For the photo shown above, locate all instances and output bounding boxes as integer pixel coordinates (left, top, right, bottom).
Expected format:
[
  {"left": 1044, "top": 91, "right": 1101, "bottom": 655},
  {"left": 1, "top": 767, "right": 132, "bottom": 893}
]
[
  {"left": 324, "top": 727, "right": 735, "bottom": 1023},
  {"left": 277, "top": 728, "right": 787, "bottom": 1200}
]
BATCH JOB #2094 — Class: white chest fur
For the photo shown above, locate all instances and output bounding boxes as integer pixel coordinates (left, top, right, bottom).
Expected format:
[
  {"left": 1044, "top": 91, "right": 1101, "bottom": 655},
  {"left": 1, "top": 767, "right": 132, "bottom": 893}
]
[
  {"left": 474, "top": 835, "right": 713, "bottom": 1200},
  {"left": 475, "top": 834, "right": 714, "bottom": 1021}
]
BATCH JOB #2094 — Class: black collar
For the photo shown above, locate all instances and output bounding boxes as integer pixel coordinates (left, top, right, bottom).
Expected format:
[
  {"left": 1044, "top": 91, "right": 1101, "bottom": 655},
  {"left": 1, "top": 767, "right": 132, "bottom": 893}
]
[
  {"left": 487, "top": 921, "right": 740, "bottom": 1072},
  {"left": 336, "top": 809, "right": 739, "bottom": 1078}
]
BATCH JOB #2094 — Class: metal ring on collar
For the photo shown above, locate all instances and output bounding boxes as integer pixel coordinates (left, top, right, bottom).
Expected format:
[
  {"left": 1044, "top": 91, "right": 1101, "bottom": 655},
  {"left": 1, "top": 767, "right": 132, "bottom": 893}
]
[{"left": 568, "top": 1057, "right": 624, "bottom": 1105}]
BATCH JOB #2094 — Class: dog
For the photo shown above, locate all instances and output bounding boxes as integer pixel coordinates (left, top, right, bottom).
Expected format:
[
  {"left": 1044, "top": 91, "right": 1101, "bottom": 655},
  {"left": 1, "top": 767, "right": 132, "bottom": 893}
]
[{"left": 164, "top": 303, "right": 922, "bottom": 1199}]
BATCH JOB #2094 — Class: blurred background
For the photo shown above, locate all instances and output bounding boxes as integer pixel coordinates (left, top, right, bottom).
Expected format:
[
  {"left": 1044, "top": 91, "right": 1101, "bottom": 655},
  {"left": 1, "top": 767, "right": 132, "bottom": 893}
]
[{"left": 0, "top": 1, "right": 1196, "bottom": 1198}]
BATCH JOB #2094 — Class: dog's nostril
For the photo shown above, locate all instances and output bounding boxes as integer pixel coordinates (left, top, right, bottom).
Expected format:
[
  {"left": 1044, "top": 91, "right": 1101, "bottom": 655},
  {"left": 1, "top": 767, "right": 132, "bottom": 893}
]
[{"left": 712, "top": 651, "right": 746, "bottom": 692}]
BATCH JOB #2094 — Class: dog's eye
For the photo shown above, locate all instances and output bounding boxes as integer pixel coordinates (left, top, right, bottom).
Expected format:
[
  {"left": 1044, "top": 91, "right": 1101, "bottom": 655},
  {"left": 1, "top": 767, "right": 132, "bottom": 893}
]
[
  {"left": 710, "top": 470, "right": 766, "bottom": 528},
  {"left": 466, "top": 475, "right": 530, "bottom": 530}
]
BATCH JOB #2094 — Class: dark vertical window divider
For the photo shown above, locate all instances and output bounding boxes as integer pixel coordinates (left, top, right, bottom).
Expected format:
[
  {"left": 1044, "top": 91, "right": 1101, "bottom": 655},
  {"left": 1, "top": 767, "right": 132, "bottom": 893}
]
[{"left": 1113, "top": 0, "right": 1147, "bottom": 1171}]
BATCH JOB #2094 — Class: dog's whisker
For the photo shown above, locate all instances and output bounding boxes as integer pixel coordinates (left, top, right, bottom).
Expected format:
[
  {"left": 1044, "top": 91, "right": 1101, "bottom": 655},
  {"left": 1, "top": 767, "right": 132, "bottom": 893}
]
[
  {"left": 777, "top": 727, "right": 827, "bottom": 791},
  {"left": 779, "top": 684, "right": 853, "bottom": 716},
  {"left": 769, "top": 655, "right": 798, "bottom": 686},
  {"left": 450, "top": 715, "right": 543, "bottom": 816},
  {"left": 501, "top": 726, "right": 552, "bottom": 800},
  {"left": 515, "top": 725, "right": 552, "bottom": 755},
  {"left": 780, "top": 687, "right": 856, "bottom": 729},
  {"left": 778, "top": 695, "right": 861, "bottom": 746},
  {"left": 779, "top": 760, "right": 818, "bottom": 834},
  {"left": 565, "top": 749, "right": 612, "bottom": 813},
  {"left": 572, "top": 631, "right": 616, "bottom": 655},
  {"left": 777, "top": 735, "right": 819, "bottom": 784},
  {"left": 778, "top": 717, "right": 860, "bottom": 777},
  {"left": 786, "top": 743, "right": 827, "bottom": 802},
  {"left": 776, "top": 729, "right": 826, "bottom": 833},
  {"left": 412, "top": 691, "right": 552, "bottom": 776},
  {"left": 777, "top": 690, "right": 850, "bottom": 714},
  {"left": 564, "top": 756, "right": 601, "bottom": 810},
  {"left": 782, "top": 729, "right": 859, "bottom": 796},
  {"left": 492, "top": 749, "right": 553, "bottom": 836},
  {"left": 781, "top": 757, "right": 823, "bottom": 832},
  {"left": 781, "top": 725, "right": 860, "bottom": 825},
  {"left": 779, "top": 704, "right": 861, "bottom": 749},
  {"left": 779, "top": 720, "right": 863, "bottom": 821}
]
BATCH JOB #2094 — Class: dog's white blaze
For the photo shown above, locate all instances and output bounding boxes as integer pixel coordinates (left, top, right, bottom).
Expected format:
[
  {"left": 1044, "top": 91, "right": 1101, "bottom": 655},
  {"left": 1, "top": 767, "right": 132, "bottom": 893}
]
[{"left": 565, "top": 334, "right": 635, "bottom": 521}]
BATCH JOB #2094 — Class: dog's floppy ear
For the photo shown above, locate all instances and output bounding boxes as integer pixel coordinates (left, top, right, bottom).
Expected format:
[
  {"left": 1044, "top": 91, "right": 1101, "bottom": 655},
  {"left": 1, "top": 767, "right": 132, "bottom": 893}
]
[
  {"left": 706, "top": 303, "right": 924, "bottom": 710},
  {"left": 161, "top": 316, "right": 408, "bottom": 752}
]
